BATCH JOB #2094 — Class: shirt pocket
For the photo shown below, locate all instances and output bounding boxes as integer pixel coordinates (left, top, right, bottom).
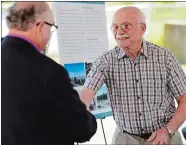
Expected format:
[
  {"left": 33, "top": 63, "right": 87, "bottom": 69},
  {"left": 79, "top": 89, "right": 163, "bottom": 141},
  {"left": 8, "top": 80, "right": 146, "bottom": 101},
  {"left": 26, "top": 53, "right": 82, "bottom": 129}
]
[{"left": 146, "top": 77, "right": 166, "bottom": 107}]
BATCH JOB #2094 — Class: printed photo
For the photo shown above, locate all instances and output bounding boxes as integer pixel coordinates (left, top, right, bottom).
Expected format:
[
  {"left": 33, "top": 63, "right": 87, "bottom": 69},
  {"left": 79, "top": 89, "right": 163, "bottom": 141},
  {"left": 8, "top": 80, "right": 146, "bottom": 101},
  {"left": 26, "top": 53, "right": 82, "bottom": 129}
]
[
  {"left": 96, "top": 84, "right": 109, "bottom": 109},
  {"left": 64, "top": 62, "right": 86, "bottom": 87}
]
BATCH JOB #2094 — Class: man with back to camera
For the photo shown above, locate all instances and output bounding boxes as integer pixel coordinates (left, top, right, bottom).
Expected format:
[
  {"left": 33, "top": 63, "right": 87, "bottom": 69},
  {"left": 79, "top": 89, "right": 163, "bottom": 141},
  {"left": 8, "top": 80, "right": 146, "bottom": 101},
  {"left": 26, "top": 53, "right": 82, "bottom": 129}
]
[
  {"left": 80, "top": 6, "right": 186, "bottom": 145},
  {"left": 1, "top": 2, "right": 97, "bottom": 145}
]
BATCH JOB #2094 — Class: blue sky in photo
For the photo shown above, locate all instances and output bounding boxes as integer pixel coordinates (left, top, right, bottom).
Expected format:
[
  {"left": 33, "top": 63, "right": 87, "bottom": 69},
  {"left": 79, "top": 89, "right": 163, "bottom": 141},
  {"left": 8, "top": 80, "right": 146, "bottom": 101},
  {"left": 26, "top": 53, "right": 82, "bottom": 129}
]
[
  {"left": 96, "top": 84, "right": 107, "bottom": 96},
  {"left": 64, "top": 63, "right": 86, "bottom": 78}
]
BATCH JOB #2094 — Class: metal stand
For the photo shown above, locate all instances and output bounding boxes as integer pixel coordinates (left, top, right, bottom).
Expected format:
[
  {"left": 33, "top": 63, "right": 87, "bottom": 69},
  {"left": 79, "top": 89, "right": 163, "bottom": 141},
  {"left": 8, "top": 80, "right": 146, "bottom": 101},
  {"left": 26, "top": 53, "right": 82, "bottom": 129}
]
[{"left": 100, "top": 117, "right": 107, "bottom": 145}]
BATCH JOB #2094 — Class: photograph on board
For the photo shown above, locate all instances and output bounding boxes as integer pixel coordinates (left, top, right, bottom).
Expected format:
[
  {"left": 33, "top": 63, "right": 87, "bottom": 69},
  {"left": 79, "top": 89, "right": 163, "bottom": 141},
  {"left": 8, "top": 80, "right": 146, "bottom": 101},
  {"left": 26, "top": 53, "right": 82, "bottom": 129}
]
[
  {"left": 96, "top": 84, "right": 109, "bottom": 109},
  {"left": 64, "top": 62, "right": 86, "bottom": 87},
  {"left": 85, "top": 62, "right": 110, "bottom": 110}
]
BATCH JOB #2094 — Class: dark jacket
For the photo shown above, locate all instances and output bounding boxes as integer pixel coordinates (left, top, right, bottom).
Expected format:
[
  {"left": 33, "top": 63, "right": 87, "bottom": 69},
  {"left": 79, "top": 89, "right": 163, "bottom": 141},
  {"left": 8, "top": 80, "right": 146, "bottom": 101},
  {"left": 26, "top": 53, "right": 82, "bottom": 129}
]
[{"left": 1, "top": 36, "right": 97, "bottom": 145}]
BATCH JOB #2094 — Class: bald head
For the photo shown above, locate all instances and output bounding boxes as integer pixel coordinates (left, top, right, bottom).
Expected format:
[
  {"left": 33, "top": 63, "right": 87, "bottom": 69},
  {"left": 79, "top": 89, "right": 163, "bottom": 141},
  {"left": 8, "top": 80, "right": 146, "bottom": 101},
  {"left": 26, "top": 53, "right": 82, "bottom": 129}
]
[
  {"left": 111, "top": 6, "right": 147, "bottom": 50},
  {"left": 113, "top": 6, "right": 146, "bottom": 24},
  {"left": 6, "top": 2, "right": 53, "bottom": 31}
]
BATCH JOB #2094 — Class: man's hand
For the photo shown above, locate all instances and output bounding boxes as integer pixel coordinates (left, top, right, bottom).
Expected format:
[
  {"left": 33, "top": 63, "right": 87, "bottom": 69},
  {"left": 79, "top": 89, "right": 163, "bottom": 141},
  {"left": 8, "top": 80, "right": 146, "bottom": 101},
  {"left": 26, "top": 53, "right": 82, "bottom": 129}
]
[
  {"left": 147, "top": 127, "right": 170, "bottom": 145},
  {"left": 80, "top": 88, "right": 95, "bottom": 108}
]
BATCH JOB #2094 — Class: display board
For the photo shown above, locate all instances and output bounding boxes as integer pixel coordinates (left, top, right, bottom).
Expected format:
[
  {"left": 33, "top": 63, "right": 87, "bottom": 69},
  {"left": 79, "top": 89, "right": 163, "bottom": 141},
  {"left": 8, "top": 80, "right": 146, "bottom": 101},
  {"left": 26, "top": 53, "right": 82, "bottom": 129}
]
[{"left": 54, "top": 2, "right": 112, "bottom": 119}]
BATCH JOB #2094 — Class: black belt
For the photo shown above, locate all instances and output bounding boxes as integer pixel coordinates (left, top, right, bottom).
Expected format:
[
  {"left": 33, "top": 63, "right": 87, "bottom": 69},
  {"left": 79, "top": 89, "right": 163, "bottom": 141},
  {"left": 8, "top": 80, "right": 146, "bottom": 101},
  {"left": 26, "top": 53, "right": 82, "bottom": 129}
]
[{"left": 123, "top": 130, "right": 152, "bottom": 140}]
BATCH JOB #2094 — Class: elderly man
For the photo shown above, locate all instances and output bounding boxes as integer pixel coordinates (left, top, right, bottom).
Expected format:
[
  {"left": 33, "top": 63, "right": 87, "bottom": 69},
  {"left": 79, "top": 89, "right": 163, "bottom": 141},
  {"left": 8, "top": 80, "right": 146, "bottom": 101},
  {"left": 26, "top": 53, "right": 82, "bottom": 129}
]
[
  {"left": 1, "top": 2, "right": 97, "bottom": 145},
  {"left": 81, "top": 6, "right": 186, "bottom": 145}
]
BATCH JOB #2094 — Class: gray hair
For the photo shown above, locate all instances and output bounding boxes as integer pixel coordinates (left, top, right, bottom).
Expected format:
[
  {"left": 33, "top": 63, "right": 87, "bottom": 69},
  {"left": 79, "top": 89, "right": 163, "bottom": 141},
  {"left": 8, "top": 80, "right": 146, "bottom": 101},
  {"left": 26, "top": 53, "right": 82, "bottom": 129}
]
[{"left": 6, "top": 2, "right": 50, "bottom": 31}]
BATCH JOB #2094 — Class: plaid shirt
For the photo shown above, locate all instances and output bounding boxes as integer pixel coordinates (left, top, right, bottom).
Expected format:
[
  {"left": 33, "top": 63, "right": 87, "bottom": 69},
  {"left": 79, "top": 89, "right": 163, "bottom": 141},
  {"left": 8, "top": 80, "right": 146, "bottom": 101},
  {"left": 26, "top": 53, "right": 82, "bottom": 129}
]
[{"left": 84, "top": 39, "right": 186, "bottom": 134}]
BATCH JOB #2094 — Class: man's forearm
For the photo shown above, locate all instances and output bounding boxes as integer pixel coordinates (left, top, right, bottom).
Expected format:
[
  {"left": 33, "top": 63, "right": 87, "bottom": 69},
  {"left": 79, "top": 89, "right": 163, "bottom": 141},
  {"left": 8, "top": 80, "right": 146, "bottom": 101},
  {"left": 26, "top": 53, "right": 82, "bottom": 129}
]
[
  {"left": 80, "top": 87, "right": 96, "bottom": 109},
  {"left": 166, "top": 93, "right": 186, "bottom": 132}
]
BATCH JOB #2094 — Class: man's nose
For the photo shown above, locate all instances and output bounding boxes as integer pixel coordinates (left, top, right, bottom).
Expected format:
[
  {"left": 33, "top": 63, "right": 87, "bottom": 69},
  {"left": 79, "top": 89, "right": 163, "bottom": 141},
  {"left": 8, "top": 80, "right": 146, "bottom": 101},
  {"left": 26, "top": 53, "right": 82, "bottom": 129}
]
[{"left": 117, "top": 26, "right": 125, "bottom": 35}]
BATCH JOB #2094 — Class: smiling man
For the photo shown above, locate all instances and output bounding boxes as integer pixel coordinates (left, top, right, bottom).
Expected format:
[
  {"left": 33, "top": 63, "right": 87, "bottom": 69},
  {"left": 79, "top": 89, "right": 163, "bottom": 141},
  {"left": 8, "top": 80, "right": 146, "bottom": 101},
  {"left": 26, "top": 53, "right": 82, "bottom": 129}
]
[{"left": 80, "top": 6, "right": 186, "bottom": 145}]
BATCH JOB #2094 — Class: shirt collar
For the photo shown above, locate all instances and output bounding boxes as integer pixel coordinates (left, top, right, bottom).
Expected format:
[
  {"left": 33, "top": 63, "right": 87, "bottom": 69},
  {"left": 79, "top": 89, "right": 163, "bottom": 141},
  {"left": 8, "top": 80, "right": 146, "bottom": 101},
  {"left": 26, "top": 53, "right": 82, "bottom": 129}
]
[
  {"left": 117, "top": 39, "right": 149, "bottom": 59},
  {"left": 117, "top": 46, "right": 126, "bottom": 59},
  {"left": 140, "top": 39, "right": 149, "bottom": 58},
  {"left": 8, "top": 34, "right": 41, "bottom": 53}
]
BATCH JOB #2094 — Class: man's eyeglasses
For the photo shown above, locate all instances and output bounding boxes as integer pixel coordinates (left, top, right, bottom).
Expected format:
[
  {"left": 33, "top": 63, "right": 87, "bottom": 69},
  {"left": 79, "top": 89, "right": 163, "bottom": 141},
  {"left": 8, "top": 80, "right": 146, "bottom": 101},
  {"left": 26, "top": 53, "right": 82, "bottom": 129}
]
[
  {"left": 36, "top": 21, "right": 58, "bottom": 32},
  {"left": 110, "top": 22, "right": 142, "bottom": 32}
]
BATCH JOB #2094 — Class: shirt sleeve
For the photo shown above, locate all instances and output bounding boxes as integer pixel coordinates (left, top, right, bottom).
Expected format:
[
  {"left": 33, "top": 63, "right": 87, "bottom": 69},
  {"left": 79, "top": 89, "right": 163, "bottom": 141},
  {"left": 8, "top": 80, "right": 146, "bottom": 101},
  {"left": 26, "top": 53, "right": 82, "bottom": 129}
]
[
  {"left": 166, "top": 51, "right": 186, "bottom": 98},
  {"left": 84, "top": 56, "right": 107, "bottom": 92}
]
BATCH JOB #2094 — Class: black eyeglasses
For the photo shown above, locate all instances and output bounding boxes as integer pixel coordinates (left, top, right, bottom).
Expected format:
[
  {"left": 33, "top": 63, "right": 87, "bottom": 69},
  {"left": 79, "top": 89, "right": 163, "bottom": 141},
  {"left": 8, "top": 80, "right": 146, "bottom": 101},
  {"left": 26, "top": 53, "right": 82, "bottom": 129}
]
[{"left": 36, "top": 21, "right": 58, "bottom": 32}]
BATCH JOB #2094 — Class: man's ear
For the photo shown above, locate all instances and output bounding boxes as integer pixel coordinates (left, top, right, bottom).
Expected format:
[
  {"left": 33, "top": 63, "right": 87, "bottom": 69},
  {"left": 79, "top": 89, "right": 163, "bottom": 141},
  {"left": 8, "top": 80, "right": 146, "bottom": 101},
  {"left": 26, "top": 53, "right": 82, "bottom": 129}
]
[
  {"left": 36, "top": 21, "right": 44, "bottom": 33},
  {"left": 141, "top": 23, "right": 146, "bottom": 36},
  {"left": 34, "top": 21, "right": 44, "bottom": 51}
]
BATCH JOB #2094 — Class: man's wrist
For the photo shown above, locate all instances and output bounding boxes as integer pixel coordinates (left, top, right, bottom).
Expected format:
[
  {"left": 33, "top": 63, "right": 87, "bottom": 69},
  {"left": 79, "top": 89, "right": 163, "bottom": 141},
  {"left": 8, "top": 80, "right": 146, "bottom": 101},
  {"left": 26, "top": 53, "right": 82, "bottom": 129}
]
[{"left": 165, "top": 125, "right": 175, "bottom": 137}]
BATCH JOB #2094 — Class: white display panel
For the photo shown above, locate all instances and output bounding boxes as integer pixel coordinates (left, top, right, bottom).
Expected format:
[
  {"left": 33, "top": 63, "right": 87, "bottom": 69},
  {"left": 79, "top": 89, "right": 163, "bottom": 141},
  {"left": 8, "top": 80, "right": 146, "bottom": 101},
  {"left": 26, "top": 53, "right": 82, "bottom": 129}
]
[{"left": 53, "top": 2, "right": 112, "bottom": 119}]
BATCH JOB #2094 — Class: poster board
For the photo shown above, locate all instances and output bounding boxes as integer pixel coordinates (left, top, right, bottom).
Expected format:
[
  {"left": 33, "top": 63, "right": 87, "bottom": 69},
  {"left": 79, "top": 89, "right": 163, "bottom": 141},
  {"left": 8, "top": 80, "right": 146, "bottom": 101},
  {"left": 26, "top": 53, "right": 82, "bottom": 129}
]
[{"left": 54, "top": 2, "right": 112, "bottom": 119}]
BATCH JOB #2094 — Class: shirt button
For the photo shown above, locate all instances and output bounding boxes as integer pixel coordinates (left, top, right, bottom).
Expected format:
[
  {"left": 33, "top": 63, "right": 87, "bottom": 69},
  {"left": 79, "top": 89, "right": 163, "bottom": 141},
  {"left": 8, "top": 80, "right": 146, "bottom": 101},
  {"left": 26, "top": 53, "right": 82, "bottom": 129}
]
[
  {"left": 139, "top": 113, "right": 142, "bottom": 116},
  {"left": 136, "top": 79, "right": 139, "bottom": 82},
  {"left": 137, "top": 96, "right": 140, "bottom": 99}
]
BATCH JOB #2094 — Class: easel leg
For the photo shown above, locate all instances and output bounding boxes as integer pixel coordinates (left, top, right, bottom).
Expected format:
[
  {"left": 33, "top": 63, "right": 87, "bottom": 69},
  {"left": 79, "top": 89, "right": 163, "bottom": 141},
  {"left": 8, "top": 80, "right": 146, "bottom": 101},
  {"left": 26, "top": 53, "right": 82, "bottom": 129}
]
[{"left": 101, "top": 119, "right": 107, "bottom": 145}]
